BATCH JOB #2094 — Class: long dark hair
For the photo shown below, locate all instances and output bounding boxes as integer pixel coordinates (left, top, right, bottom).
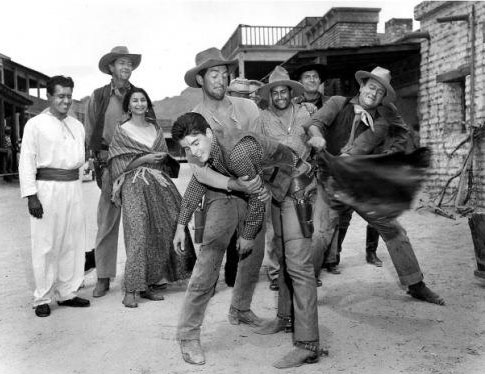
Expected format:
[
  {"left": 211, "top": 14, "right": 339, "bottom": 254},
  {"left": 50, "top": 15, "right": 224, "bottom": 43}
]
[{"left": 122, "top": 87, "right": 153, "bottom": 114}]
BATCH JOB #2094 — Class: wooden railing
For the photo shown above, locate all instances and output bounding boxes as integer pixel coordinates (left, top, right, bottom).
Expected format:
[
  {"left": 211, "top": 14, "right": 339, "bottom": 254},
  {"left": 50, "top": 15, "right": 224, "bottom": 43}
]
[{"left": 222, "top": 25, "right": 307, "bottom": 58}]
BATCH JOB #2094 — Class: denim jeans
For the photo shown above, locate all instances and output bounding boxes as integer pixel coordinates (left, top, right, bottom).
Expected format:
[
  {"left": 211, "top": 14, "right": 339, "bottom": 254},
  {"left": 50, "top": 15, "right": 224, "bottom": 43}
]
[
  {"left": 263, "top": 200, "right": 279, "bottom": 281},
  {"left": 271, "top": 185, "right": 319, "bottom": 348},
  {"left": 326, "top": 189, "right": 423, "bottom": 286},
  {"left": 176, "top": 189, "right": 264, "bottom": 341},
  {"left": 312, "top": 183, "right": 340, "bottom": 270},
  {"left": 266, "top": 183, "right": 338, "bottom": 280}
]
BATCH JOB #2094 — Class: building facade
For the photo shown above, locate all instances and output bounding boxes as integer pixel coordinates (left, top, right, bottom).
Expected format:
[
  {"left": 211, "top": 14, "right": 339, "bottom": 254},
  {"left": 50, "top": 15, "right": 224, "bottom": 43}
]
[
  {"left": 415, "top": 1, "right": 485, "bottom": 208},
  {"left": 0, "top": 54, "right": 50, "bottom": 176}
]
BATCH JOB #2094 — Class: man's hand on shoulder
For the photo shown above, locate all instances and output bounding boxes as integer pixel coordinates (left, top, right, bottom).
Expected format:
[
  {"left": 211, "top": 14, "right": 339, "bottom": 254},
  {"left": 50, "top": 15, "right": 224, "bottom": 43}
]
[
  {"left": 300, "top": 102, "right": 318, "bottom": 116},
  {"left": 27, "top": 195, "right": 43, "bottom": 219}
]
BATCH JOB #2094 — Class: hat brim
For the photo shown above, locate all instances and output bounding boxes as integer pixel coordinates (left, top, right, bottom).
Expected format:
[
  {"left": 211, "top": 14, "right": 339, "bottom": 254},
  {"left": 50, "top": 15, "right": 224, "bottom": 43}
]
[
  {"left": 227, "top": 87, "right": 252, "bottom": 94},
  {"left": 98, "top": 53, "right": 141, "bottom": 75},
  {"left": 355, "top": 70, "right": 396, "bottom": 103},
  {"left": 184, "top": 59, "right": 238, "bottom": 88},
  {"left": 259, "top": 80, "right": 304, "bottom": 100},
  {"left": 291, "top": 64, "right": 327, "bottom": 81}
]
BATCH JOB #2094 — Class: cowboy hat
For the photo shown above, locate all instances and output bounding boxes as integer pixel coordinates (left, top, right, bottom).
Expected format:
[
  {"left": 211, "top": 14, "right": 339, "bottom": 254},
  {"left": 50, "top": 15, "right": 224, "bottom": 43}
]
[
  {"left": 248, "top": 79, "right": 264, "bottom": 94},
  {"left": 184, "top": 47, "right": 238, "bottom": 88},
  {"left": 355, "top": 66, "right": 396, "bottom": 103},
  {"left": 98, "top": 46, "right": 141, "bottom": 75},
  {"left": 291, "top": 63, "right": 327, "bottom": 81},
  {"left": 258, "top": 66, "right": 304, "bottom": 99},
  {"left": 227, "top": 78, "right": 252, "bottom": 94}
]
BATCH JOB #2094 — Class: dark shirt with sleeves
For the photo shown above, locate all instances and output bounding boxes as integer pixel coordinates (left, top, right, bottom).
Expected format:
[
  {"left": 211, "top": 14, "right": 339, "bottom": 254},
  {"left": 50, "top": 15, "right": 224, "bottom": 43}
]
[
  {"left": 178, "top": 136, "right": 265, "bottom": 240},
  {"left": 302, "top": 95, "right": 408, "bottom": 156}
]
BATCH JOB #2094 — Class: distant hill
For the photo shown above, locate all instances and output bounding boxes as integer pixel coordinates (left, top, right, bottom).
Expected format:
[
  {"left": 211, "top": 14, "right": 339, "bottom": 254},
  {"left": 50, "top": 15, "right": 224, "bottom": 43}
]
[{"left": 153, "top": 87, "right": 202, "bottom": 122}]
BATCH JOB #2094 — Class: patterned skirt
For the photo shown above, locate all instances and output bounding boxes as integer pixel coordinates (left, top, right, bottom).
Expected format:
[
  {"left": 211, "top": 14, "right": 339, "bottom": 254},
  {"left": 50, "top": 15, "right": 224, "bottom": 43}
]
[{"left": 121, "top": 167, "right": 195, "bottom": 292}]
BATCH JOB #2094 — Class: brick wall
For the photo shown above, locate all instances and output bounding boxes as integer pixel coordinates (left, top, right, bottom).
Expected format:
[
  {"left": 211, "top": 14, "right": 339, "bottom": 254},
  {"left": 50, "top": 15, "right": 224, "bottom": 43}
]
[
  {"left": 415, "top": 1, "right": 485, "bottom": 207},
  {"left": 382, "top": 18, "right": 413, "bottom": 43},
  {"left": 307, "top": 7, "right": 380, "bottom": 48},
  {"left": 311, "top": 23, "right": 378, "bottom": 48}
]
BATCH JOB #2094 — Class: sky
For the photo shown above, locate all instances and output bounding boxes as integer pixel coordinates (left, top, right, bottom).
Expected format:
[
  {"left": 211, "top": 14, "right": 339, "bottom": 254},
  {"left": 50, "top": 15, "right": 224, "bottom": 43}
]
[{"left": 2, "top": 0, "right": 422, "bottom": 100}]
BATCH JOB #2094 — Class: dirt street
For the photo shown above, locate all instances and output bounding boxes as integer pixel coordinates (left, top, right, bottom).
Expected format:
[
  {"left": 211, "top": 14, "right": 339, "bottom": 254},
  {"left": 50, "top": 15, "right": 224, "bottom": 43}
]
[{"left": 0, "top": 165, "right": 484, "bottom": 374}]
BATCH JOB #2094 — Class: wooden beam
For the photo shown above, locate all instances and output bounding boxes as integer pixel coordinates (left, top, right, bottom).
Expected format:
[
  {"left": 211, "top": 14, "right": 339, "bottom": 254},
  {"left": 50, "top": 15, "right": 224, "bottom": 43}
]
[{"left": 436, "top": 64, "right": 470, "bottom": 83}]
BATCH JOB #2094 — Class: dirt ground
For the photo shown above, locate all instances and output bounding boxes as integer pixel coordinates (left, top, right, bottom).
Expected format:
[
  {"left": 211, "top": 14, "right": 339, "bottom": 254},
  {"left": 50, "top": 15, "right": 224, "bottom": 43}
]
[{"left": 0, "top": 164, "right": 484, "bottom": 374}]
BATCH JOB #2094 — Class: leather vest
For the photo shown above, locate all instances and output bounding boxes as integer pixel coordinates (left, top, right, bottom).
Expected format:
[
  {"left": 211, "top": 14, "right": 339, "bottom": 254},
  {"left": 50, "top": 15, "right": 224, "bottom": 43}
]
[{"left": 88, "top": 84, "right": 112, "bottom": 151}]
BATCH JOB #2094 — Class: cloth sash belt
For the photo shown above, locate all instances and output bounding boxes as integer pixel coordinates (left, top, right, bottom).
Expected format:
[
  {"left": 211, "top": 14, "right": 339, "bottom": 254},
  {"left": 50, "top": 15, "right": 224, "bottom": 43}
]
[{"left": 36, "top": 167, "right": 79, "bottom": 181}]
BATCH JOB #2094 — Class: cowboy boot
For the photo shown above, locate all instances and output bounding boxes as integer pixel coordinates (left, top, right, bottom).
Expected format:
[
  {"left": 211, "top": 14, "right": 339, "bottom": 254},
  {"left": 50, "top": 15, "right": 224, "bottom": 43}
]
[
  {"left": 407, "top": 281, "right": 445, "bottom": 305},
  {"left": 365, "top": 225, "right": 382, "bottom": 267},
  {"left": 180, "top": 339, "right": 205, "bottom": 365},
  {"left": 228, "top": 305, "right": 263, "bottom": 327},
  {"left": 273, "top": 347, "right": 319, "bottom": 369}
]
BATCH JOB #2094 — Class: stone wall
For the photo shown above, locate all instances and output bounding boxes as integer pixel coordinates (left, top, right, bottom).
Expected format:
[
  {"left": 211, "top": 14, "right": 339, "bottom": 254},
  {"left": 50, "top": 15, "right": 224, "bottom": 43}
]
[{"left": 415, "top": 1, "right": 485, "bottom": 207}]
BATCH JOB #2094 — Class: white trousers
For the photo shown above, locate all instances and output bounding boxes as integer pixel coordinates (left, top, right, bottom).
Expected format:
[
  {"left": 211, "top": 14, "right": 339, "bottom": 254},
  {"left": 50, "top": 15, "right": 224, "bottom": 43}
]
[{"left": 30, "top": 180, "right": 85, "bottom": 306}]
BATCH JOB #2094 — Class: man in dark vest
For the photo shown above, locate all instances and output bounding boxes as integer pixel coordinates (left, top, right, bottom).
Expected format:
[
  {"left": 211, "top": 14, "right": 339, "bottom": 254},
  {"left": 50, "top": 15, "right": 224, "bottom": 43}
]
[
  {"left": 85, "top": 46, "right": 152, "bottom": 297},
  {"left": 172, "top": 112, "right": 322, "bottom": 369},
  {"left": 304, "top": 66, "right": 444, "bottom": 306}
]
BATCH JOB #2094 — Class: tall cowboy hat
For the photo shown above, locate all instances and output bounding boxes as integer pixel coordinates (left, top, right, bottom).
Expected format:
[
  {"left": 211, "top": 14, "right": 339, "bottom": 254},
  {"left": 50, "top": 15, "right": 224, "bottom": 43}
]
[
  {"left": 227, "top": 78, "right": 252, "bottom": 95},
  {"left": 291, "top": 63, "right": 327, "bottom": 81},
  {"left": 355, "top": 66, "right": 396, "bottom": 103},
  {"left": 98, "top": 46, "right": 141, "bottom": 75},
  {"left": 258, "top": 66, "right": 304, "bottom": 99},
  {"left": 184, "top": 47, "right": 238, "bottom": 88}
]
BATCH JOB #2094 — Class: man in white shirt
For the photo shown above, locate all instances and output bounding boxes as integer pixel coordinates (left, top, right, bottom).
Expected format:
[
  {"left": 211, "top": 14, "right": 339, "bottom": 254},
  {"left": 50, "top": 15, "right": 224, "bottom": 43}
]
[{"left": 19, "top": 75, "right": 90, "bottom": 317}]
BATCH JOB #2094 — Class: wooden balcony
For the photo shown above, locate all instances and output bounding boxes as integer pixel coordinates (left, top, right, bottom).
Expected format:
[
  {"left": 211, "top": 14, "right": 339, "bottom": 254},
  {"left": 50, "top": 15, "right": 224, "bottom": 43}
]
[{"left": 221, "top": 25, "right": 308, "bottom": 59}]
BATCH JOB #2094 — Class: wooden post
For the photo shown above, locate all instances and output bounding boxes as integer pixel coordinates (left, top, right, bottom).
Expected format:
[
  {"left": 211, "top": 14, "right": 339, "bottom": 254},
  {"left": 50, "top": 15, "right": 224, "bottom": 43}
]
[
  {"left": 468, "top": 213, "right": 485, "bottom": 279},
  {"left": 238, "top": 53, "right": 245, "bottom": 79}
]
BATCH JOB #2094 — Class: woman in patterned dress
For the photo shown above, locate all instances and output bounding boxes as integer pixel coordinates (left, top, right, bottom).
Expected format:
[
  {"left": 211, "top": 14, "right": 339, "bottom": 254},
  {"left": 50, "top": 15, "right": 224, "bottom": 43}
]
[{"left": 108, "top": 87, "right": 195, "bottom": 308}]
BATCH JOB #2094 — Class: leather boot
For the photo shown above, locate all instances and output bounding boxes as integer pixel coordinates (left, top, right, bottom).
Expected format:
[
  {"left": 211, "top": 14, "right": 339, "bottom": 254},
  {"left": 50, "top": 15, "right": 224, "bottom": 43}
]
[
  {"left": 93, "top": 278, "right": 110, "bottom": 298},
  {"left": 407, "top": 281, "right": 445, "bottom": 305},
  {"left": 366, "top": 252, "right": 383, "bottom": 267},
  {"left": 337, "top": 227, "right": 348, "bottom": 255},
  {"left": 228, "top": 305, "right": 263, "bottom": 327},
  {"left": 273, "top": 347, "right": 319, "bottom": 369},
  {"left": 122, "top": 291, "right": 138, "bottom": 308},
  {"left": 180, "top": 339, "right": 205, "bottom": 365}
]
